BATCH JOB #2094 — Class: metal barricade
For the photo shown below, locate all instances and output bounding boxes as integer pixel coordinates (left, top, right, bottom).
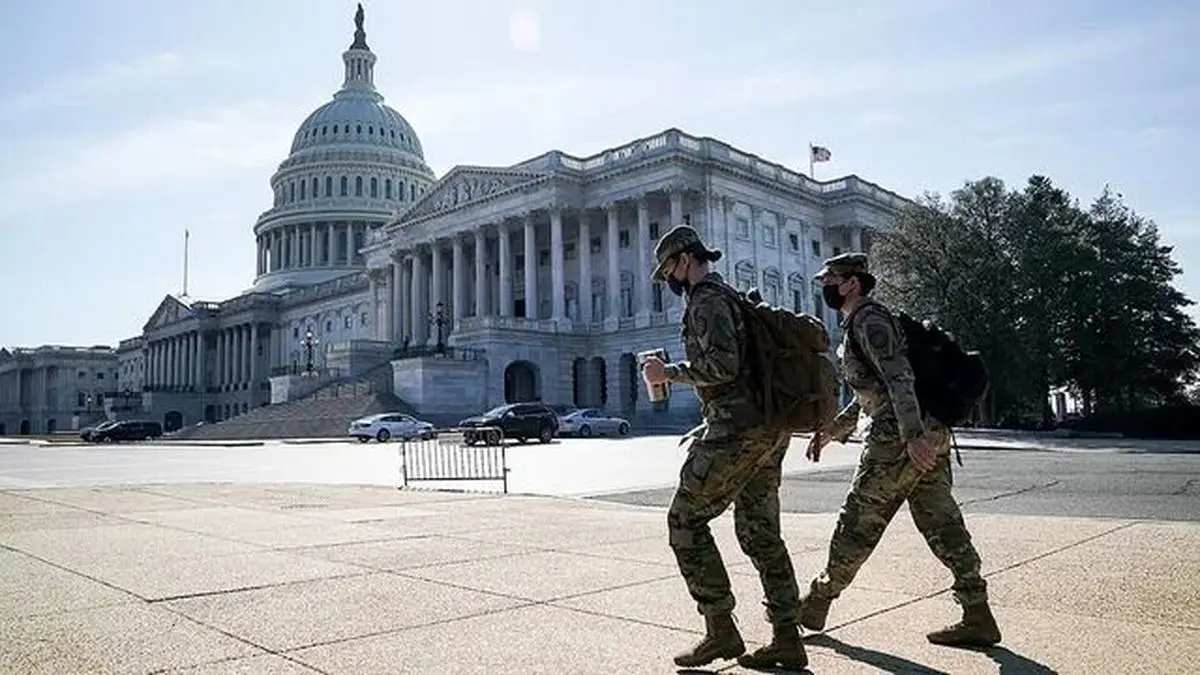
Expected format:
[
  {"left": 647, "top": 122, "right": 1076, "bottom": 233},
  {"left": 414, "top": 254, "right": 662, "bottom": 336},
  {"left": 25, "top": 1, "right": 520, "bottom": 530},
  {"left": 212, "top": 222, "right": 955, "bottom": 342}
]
[{"left": 398, "top": 426, "right": 509, "bottom": 493}]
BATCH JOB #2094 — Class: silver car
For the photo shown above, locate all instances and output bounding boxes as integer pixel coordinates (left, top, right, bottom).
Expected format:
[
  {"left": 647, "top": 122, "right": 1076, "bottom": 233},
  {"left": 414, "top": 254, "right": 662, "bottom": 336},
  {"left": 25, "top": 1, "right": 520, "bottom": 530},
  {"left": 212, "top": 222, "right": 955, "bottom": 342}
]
[{"left": 558, "top": 408, "right": 631, "bottom": 437}]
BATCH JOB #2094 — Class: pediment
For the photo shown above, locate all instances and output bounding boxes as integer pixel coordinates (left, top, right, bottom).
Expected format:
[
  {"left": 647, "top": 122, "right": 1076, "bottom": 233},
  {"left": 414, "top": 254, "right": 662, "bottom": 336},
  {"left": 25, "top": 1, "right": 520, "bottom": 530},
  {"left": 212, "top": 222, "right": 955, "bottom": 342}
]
[
  {"left": 401, "top": 166, "right": 547, "bottom": 222},
  {"left": 142, "top": 295, "right": 192, "bottom": 333}
]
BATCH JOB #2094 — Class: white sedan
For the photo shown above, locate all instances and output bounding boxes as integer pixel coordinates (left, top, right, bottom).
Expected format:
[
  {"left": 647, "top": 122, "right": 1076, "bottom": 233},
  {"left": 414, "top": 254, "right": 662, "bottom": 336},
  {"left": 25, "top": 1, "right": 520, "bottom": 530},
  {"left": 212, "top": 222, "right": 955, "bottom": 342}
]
[
  {"left": 348, "top": 413, "right": 436, "bottom": 443},
  {"left": 557, "top": 408, "right": 631, "bottom": 437}
]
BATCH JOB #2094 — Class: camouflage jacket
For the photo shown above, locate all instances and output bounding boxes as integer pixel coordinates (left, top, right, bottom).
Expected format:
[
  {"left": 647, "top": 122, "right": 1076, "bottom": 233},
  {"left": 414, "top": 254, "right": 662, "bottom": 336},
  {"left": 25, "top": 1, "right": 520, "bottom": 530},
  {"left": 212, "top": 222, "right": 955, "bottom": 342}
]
[
  {"left": 664, "top": 272, "right": 764, "bottom": 439},
  {"left": 826, "top": 298, "right": 925, "bottom": 448}
]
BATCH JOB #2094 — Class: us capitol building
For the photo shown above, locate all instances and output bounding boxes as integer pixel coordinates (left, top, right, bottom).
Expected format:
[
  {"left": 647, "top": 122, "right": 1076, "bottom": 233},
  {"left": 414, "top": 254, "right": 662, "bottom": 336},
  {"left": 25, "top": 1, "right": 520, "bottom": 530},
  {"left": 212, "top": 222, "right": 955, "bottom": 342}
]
[{"left": 0, "top": 8, "right": 911, "bottom": 436}]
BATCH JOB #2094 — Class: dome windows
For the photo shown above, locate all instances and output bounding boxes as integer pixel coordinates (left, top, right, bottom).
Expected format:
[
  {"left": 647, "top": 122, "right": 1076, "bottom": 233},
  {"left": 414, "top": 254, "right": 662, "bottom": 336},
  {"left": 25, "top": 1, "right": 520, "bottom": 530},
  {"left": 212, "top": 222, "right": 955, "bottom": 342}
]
[
  {"left": 340, "top": 176, "right": 348, "bottom": 196},
  {"left": 325, "top": 176, "right": 333, "bottom": 197}
]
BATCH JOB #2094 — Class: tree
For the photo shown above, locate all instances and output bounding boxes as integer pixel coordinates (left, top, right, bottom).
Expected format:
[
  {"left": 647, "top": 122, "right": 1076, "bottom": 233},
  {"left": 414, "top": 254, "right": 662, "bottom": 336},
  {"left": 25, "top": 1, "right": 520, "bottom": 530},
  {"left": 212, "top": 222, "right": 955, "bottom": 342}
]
[{"left": 870, "top": 176, "right": 1200, "bottom": 428}]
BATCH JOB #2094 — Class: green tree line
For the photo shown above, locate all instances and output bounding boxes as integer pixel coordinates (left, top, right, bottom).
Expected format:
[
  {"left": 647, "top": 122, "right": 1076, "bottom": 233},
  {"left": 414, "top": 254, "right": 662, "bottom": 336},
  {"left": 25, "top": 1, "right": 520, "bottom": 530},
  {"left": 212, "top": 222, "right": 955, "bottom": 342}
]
[{"left": 870, "top": 175, "right": 1200, "bottom": 428}]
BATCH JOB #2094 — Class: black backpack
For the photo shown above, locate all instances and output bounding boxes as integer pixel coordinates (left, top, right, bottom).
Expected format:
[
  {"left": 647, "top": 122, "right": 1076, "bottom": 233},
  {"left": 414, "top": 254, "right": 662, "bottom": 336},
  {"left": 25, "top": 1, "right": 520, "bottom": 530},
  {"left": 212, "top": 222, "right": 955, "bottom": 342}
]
[{"left": 848, "top": 305, "right": 989, "bottom": 429}]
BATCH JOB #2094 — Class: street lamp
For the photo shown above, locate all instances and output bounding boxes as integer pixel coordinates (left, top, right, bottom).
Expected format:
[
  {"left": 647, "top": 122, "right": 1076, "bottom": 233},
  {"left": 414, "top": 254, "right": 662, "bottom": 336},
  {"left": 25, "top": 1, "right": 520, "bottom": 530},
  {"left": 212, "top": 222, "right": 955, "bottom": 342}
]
[
  {"left": 301, "top": 329, "right": 319, "bottom": 375},
  {"left": 429, "top": 302, "right": 448, "bottom": 353}
]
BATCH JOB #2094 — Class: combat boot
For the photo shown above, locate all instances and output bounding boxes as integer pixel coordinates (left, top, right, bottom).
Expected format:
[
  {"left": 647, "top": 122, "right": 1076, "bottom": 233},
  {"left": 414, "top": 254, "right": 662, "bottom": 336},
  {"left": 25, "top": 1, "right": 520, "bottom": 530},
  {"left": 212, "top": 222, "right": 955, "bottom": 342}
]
[
  {"left": 927, "top": 602, "right": 1002, "bottom": 648},
  {"left": 673, "top": 613, "right": 745, "bottom": 668},
  {"left": 736, "top": 623, "right": 808, "bottom": 671},
  {"left": 798, "top": 589, "right": 832, "bottom": 633}
]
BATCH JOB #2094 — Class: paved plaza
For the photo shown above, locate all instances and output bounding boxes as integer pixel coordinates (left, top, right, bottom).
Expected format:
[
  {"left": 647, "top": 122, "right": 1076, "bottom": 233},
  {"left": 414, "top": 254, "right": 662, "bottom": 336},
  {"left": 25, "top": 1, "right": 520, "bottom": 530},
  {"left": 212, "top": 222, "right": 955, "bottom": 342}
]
[{"left": 1, "top": 433, "right": 1198, "bottom": 673}]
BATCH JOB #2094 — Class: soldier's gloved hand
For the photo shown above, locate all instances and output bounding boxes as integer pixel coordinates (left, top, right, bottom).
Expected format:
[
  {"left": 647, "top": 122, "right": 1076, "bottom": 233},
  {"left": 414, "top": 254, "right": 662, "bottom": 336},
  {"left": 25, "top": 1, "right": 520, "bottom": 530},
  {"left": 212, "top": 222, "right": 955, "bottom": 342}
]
[{"left": 905, "top": 432, "right": 938, "bottom": 472}]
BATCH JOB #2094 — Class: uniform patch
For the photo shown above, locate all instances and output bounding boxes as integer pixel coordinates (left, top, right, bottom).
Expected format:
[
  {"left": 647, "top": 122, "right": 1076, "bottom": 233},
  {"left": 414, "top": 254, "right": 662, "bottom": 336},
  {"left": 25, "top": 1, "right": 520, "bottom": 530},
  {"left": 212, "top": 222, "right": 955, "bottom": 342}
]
[{"left": 864, "top": 321, "right": 895, "bottom": 360}]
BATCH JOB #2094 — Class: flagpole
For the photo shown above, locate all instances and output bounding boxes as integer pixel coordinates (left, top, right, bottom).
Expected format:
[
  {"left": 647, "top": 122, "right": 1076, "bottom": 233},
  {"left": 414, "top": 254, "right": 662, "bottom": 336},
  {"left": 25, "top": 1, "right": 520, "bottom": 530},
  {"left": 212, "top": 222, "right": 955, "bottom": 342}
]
[
  {"left": 808, "top": 143, "right": 815, "bottom": 179},
  {"left": 182, "top": 229, "right": 190, "bottom": 298}
]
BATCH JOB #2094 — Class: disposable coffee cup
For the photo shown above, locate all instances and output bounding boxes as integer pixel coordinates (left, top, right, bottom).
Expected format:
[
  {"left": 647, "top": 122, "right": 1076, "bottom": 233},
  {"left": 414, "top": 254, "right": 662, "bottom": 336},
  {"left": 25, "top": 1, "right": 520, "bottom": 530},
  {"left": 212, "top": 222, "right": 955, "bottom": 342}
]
[{"left": 637, "top": 348, "right": 670, "bottom": 403}]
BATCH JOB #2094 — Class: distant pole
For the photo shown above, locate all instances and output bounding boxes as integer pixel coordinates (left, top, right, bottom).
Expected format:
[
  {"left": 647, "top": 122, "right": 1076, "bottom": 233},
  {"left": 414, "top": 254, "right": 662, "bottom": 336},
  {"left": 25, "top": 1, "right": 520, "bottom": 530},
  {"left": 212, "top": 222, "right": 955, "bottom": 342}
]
[
  {"left": 808, "top": 143, "right": 815, "bottom": 179},
  {"left": 182, "top": 229, "right": 190, "bottom": 297}
]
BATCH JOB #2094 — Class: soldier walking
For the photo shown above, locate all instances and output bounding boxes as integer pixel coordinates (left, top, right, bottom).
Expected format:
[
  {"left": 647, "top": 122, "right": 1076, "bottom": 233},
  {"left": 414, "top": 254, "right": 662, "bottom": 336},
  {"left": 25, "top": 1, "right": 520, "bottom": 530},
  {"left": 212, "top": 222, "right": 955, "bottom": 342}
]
[
  {"left": 640, "top": 225, "right": 809, "bottom": 670},
  {"left": 801, "top": 252, "right": 1002, "bottom": 647}
]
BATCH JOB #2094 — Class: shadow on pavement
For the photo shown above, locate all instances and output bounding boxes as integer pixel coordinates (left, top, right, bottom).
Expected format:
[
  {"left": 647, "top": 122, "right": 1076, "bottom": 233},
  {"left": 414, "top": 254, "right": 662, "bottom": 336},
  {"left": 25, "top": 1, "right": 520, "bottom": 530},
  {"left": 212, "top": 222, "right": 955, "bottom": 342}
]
[
  {"left": 973, "top": 645, "right": 1060, "bottom": 674},
  {"left": 805, "top": 634, "right": 948, "bottom": 674},
  {"left": 805, "top": 635, "right": 1059, "bottom": 674}
]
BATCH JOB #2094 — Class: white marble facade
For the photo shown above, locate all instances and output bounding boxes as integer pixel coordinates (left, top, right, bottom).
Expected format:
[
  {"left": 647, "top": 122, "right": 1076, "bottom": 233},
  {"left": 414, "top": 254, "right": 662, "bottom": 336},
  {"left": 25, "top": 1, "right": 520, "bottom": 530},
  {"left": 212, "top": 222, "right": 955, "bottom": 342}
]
[
  {"left": 0, "top": 7, "right": 912, "bottom": 434},
  {"left": 0, "top": 346, "right": 120, "bottom": 434},
  {"left": 358, "top": 129, "right": 907, "bottom": 422}
]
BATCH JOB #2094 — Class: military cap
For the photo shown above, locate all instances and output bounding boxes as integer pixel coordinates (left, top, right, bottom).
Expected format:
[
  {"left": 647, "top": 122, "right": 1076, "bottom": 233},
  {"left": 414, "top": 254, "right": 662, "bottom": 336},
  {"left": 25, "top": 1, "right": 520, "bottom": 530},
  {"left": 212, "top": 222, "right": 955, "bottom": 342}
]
[
  {"left": 651, "top": 224, "right": 721, "bottom": 281},
  {"left": 814, "top": 251, "right": 873, "bottom": 282}
]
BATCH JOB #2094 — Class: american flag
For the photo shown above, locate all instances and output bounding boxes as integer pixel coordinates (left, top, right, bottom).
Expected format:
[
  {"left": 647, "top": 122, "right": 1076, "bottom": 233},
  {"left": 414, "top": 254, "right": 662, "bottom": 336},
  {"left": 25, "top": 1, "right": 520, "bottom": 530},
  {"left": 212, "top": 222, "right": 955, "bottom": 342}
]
[{"left": 810, "top": 145, "right": 832, "bottom": 162}]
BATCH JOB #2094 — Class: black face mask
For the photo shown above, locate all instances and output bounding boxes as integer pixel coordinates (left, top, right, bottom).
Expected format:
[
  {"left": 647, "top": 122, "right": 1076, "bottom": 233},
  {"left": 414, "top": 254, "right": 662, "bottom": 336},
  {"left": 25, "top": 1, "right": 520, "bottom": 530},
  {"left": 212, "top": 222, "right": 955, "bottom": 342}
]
[
  {"left": 822, "top": 283, "right": 846, "bottom": 310},
  {"left": 666, "top": 256, "right": 691, "bottom": 297}
]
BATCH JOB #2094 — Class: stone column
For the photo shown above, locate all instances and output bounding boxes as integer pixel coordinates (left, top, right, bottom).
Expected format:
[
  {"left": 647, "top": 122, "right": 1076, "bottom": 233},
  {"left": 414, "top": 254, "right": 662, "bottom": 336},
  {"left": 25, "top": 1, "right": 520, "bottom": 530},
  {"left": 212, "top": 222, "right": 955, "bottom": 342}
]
[
  {"left": 850, "top": 226, "right": 863, "bottom": 252},
  {"left": 523, "top": 216, "right": 537, "bottom": 319},
  {"left": 451, "top": 234, "right": 465, "bottom": 324},
  {"left": 368, "top": 273, "right": 380, "bottom": 339},
  {"left": 196, "top": 332, "right": 206, "bottom": 392},
  {"left": 606, "top": 203, "right": 620, "bottom": 321},
  {"left": 236, "top": 325, "right": 246, "bottom": 386},
  {"left": 430, "top": 240, "right": 445, "bottom": 324},
  {"left": 550, "top": 208, "right": 565, "bottom": 320},
  {"left": 249, "top": 325, "right": 260, "bottom": 399},
  {"left": 325, "top": 224, "right": 334, "bottom": 266},
  {"left": 226, "top": 328, "right": 235, "bottom": 387},
  {"left": 344, "top": 223, "right": 354, "bottom": 265},
  {"left": 290, "top": 227, "right": 300, "bottom": 269},
  {"left": 636, "top": 196, "right": 651, "bottom": 314},
  {"left": 214, "top": 332, "right": 223, "bottom": 387},
  {"left": 394, "top": 256, "right": 407, "bottom": 341},
  {"left": 670, "top": 187, "right": 683, "bottom": 226},
  {"left": 410, "top": 250, "right": 425, "bottom": 343},
  {"left": 579, "top": 210, "right": 593, "bottom": 324},
  {"left": 474, "top": 228, "right": 488, "bottom": 317},
  {"left": 498, "top": 222, "right": 512, "bottom": 317}
]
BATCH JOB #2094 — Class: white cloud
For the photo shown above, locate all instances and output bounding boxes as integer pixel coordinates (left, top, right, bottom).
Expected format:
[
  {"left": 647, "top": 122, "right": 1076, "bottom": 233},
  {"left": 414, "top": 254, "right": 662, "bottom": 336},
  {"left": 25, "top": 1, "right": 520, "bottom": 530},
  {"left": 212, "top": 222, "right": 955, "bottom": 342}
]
[{"left": 1, "top": 52, "right": 187, "bottom": 117}]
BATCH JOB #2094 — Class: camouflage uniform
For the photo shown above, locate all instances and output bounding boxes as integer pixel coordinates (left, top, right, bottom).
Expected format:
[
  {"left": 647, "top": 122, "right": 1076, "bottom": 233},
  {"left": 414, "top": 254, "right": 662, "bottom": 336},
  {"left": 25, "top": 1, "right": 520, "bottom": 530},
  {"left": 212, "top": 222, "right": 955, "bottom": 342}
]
[
  {"left": 651, "top": 225, "right": 807, "bottom": 670},
  {"left": 802, "top": 252, "right": 1001, "bottom": 648}
]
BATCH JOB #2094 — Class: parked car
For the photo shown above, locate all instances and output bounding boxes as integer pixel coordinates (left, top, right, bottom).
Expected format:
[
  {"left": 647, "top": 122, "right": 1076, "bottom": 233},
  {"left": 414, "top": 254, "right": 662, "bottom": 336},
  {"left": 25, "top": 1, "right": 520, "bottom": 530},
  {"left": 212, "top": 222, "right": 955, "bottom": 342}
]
[
  {"left": 79, "top": 420, "right": 119, "bottom": 442},
  {"left": 90, "top": 420, "right": 163, "bottom": 443},
  {"left": 348, "top": 413, "right": 436, "bottom": 443},
  {"left": 458, "top": 402, "right": 559, "bottom": 444},
  {"left": 558, "top": 408, "right": 631, "bottom": 437}
]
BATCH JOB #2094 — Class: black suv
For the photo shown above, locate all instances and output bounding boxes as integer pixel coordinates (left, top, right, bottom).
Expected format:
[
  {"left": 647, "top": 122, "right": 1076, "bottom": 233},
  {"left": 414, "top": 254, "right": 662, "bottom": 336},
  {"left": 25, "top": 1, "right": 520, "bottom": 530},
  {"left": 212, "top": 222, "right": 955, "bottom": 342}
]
[
  {"left": 458, "top": 403, "right": 559, "bottom": 444},
  {"left": 90, "top": 420, "right": 164, "bottom": 443}
]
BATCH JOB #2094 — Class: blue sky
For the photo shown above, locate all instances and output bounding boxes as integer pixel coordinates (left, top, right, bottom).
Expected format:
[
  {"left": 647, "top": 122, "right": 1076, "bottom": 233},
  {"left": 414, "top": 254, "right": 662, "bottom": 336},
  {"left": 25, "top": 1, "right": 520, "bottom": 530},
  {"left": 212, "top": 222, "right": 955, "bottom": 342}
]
[{"left": 0, "top": 0, "right": 1196, "bottom": 348}]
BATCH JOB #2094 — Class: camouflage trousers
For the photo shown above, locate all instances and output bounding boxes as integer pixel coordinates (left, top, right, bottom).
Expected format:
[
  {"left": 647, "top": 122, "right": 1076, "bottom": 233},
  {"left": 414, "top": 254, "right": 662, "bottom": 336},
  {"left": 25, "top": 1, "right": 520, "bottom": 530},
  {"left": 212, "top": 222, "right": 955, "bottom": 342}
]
[
  {"left": 667, "top": 425, "right": 802, "bottom": 626},
  {"left": 809, "top": 437, "right": 989, "bottom": 608}
]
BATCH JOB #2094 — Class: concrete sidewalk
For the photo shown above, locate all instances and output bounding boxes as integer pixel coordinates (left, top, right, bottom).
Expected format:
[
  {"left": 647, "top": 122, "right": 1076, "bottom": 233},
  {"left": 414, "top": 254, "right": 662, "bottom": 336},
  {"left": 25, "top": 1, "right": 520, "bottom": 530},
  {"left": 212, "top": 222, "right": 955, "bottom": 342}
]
[{"left": 1, "top": 483, "right": 1196, "bottom": 674}]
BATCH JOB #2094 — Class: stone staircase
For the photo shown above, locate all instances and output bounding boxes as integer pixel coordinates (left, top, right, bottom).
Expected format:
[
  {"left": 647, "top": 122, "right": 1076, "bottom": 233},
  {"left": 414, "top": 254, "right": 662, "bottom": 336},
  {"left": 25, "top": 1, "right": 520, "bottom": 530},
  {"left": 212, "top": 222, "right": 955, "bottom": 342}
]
[{"left": 170, "top": 361, "right": 416, "bottom": 441}]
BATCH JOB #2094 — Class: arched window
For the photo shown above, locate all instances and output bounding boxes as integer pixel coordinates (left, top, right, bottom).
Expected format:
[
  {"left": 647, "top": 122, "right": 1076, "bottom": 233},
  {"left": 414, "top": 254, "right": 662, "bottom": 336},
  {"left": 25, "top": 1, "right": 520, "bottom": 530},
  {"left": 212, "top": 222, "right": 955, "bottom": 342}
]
[
  {"left": 340, "top": 176, "right": 348, "bottom": 196},
  {"left": 311, "top": 177, "right": 318, "bottom": 198},
  {"left": 385, "top": 178, "right": 393, "bottom": 199},
  {"left": 325, "top": 176, "right": 333, "bottom": 197},
  {"left": 355, "top": 176, "right": 363, "bottom": 196},
  {"left": 591, "top": 278, "right": 607, "bottom": 322},
  {"left": 370, "top": 177, "right": 378, "bottom": 198},
  {"left": 734, "top": 260, "right": 756, "bottom": 290},
  {"left": 763, "top": 267, "right": 782, "bottom": 306}
]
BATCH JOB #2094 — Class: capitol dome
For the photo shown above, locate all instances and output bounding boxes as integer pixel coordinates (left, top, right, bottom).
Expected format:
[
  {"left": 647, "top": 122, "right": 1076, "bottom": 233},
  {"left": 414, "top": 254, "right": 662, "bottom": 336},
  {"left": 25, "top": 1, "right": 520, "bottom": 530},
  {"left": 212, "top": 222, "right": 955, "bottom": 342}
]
[{"left": 250, "top": 4, "right": 436, "bottom": 293}]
